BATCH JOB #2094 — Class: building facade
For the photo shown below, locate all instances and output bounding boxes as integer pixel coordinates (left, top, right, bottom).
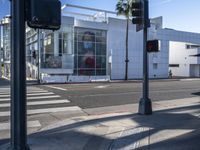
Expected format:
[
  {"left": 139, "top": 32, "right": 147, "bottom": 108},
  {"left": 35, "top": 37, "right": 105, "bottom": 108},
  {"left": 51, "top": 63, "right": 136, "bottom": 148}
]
[
  {"left": 156, "top": 28, "right": 200, "bottom": 77},
  {"left": 1, "top": 5, "right": 200, "bottom": 82},
  {"left": 36, "top": 16, "right": 169, "bottom": 83},
  {"left": 0, "top": 16, "right": 11, "bottom": 79}
]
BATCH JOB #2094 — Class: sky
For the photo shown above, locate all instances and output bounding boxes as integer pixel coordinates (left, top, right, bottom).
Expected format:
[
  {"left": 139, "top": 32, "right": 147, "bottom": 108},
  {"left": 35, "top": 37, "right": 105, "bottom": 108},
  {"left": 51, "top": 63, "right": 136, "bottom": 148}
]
[{"left": 0, "top": 0, "right": 200, "bottom": 33}]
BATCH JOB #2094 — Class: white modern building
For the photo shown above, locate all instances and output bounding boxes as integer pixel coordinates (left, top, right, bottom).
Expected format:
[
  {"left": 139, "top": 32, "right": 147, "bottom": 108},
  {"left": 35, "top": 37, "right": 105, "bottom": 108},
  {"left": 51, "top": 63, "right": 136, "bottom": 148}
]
[
  {"left": 1, "top": 4, "right": 200, "bottom": 83},
  {"left": 0, "top": 16, "right": 10, "bottom": 79},
  {"left": 167, "top": 30, "right": 200, "bottom": 77},
  {"left": 37, "top": 12, "right": 169, "bottom": 82}
]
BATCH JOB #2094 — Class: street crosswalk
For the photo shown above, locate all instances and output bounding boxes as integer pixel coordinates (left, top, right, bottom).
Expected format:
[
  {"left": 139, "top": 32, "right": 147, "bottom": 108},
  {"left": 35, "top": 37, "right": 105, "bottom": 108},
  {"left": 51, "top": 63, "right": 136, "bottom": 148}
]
[{"left": 0, "top": 86, "right": 82, "bottom": 131}]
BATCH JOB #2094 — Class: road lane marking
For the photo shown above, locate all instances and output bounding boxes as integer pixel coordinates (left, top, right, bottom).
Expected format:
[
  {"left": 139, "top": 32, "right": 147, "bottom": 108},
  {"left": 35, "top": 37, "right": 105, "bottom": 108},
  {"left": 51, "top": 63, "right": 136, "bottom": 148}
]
[
  {"left": 45, "top": 85, "right": 68, "bottom": 91},
  {"left": 94, "top": 85, "right": 110, "bottom": 89},
  {"left": 0, "top": 106, "right": 82, "bottom": 117},
  {"left": 0, "top": 99, "right": 70, "bottom": 108},
  {"left": 0, "top": 120, "right": 41, "bottom": 130}
]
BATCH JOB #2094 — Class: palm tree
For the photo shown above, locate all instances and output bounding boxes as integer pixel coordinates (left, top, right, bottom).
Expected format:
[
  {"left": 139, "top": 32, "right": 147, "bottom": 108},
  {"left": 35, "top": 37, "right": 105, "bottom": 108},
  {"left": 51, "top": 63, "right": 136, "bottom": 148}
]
[{"left": 116, "top": 0, "right": 132, "bottom": 80}]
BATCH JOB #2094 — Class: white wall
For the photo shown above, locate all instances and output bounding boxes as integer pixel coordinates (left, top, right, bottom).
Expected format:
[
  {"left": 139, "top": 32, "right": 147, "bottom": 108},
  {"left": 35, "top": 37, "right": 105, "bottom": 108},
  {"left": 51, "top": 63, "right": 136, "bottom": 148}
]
[
  {"left": 157, "top": 28, "right": 200, "bottom": 77},
  {"left": 169, "top": 41, "right": 200, "bottom": 77},
  {"left": 157, "top": 29, "right": 200, "bottom": 44},
  {"left": 107, "top": 18, "right": 143, "bottom": 79},
  {"left": 169, "top": 41, "right": 189, "bottom": 76},
  {"left": 190, "top": 64, "right": 200, "bottom": 77},
  {"left": 108, "top": 17, "right": 169, "bottom": 79},
  {"left": 148, "top": 40, "right": 169, "bottom": 78}
]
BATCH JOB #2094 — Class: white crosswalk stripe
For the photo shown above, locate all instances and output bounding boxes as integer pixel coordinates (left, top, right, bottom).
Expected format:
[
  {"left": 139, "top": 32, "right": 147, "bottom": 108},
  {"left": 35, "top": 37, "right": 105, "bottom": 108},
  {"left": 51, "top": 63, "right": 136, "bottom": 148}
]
[
  {"left": 0, "top": 89, "right": 49, "bottom": 93},
  {"left": 0, "top": 90, "right": 49, "bottom": 94},
  {"left": 0, "top": 92, "right": 55, "bottom": 97},
  {"left": 0, "top": 86, "right": 82, "bottom": 131},
  {"left": 0, "top": 99, "right": 70, "bottom": 108},
  {"left": 0, "top": 95, "right": 61, "bottom": 102},
  {"left": 0, "top": 106, "right": 81, "bottom": 117},
  {"left": 0, "top": 120, "right": 41, "bottom": 131}
]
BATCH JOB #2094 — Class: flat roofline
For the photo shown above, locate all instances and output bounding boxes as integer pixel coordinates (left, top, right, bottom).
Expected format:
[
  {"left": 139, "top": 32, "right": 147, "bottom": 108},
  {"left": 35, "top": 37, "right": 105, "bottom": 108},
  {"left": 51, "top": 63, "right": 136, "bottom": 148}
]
[
  {"left": 62, "top": 4, "right": 116, "bottom": 14},
  {"left": 62, "top": 4, "right": 117, "bottom": 23},
  {"left": 163, "top": 28, "right": 200, "bottom": 35}
]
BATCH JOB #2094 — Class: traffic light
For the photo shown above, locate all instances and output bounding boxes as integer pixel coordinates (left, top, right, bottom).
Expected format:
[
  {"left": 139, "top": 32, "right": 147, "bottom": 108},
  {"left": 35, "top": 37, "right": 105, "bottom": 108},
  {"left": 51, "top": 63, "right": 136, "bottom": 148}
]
[
  {"left": 131, "top": 0, "right": 150, "bottom": 32},
  {"left": 132, "top": 1, "right": 143, "bottom": 25},
  {"left": 26, "top": 0, "right": 61, "bottom": 30},
  {"left": 147, "top": 40, "right": 160, "bottom": 53}
]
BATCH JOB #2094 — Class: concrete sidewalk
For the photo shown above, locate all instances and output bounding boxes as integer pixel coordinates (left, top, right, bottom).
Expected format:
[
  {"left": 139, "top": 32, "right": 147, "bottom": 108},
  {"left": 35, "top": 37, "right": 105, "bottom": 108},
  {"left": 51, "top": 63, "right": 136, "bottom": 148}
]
[{"left": 0, "top": 97, "right": 200, "bottom": 150}]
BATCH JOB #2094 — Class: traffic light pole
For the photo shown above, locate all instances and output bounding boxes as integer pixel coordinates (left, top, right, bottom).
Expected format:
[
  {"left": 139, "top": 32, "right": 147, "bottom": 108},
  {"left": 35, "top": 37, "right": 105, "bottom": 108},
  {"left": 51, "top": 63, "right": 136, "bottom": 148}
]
[
  {"left": 138, "top": 0, "right": 152, "bottom": 115},
  {"left": 37, "top": 29, "right": 40, "bottom": 84},
  {"left": 11, "top": 0, "right": 30, "bottom": 149},
  {"left": 0, "top": 22, "right": 2, "bottom": 78}
]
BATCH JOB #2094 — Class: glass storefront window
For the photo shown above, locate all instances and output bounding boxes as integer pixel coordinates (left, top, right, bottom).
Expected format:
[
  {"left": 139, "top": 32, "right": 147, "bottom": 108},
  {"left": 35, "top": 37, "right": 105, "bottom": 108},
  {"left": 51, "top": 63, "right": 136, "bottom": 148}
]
[
  {"left": 78, "top": 55, "right": 95, "bottom": 69},
  {"left": 41, "top": 54, "right": 62, "bottom": 68},
  {"left": 78, "top": 41, "right": 95, "bottom": 55},
  {"left": 96, "top": 36, "right": 106, "bottom": 43},
  {"left": 96, "top": 56, "right": 106, "bottom": 69},
  {"left": 96, "top": 43, "right": 106, "bottom": 55},
  {"left": 59, "top": 32, "right": 71, "bottom": 55},
  {"left": 74, "top": 27, "right": 107, "bottom": 76},
  {"left": 42, "top": 33, "right": 60, "bottom": 68},
  {"left": 78, "top": 69, "right": 95, "bottom": 76},
  {"left": 44, "top": 33, "right": 54, "bottom": 54},
  {"left": 41, "top": 26, "right": 74, "bottom": 70},
  {"left": 2, "top": 24, "right": 11, "bottom": 61}
]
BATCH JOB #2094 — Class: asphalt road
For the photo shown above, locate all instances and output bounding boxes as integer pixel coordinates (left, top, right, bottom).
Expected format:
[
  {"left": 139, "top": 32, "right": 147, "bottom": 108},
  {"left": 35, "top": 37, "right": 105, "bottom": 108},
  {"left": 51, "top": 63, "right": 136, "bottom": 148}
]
[
  {"left": 39, "top": 79, "right": 200, "bottom": 109},
  {"left": 0, "top": 78, "right": 200, "bottom": 145}
]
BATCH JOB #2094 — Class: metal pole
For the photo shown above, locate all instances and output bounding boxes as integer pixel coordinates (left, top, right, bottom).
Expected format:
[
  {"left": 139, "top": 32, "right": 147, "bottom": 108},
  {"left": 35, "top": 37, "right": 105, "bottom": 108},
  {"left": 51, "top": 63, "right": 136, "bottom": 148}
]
[
  {"left": 138, "top": 0, "right": 152, "bottom": 115},
  {"left": 11, "top": 0, "right": 30, "bottom": 149},
  {"left": 0, "top": 22, "right": 2, "bottom": 78},
  {"left": 2, "top": 22, "right": 5, "bottom": 78},
  {"left": 37, "top": 29, "right": 40, "bottom": 84}
]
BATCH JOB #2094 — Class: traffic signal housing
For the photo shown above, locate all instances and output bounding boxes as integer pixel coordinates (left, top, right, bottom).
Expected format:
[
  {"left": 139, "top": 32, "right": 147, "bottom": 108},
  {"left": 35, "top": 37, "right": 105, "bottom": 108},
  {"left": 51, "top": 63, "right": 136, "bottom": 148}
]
[
  {"left": 132, "top": 0, "right": 150, "bottom": 32},
  {"left": 132, "top": 0, "right": 144, "bottom": 32},
  {"left": 147, "top": 40, "right": 160, "bottom": 53},
  {"left": 26, "top": 0, "right": 61, "bottom": 30},
  {"left": 132, "top": 1, "right": 143, "bottom": 25}
]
